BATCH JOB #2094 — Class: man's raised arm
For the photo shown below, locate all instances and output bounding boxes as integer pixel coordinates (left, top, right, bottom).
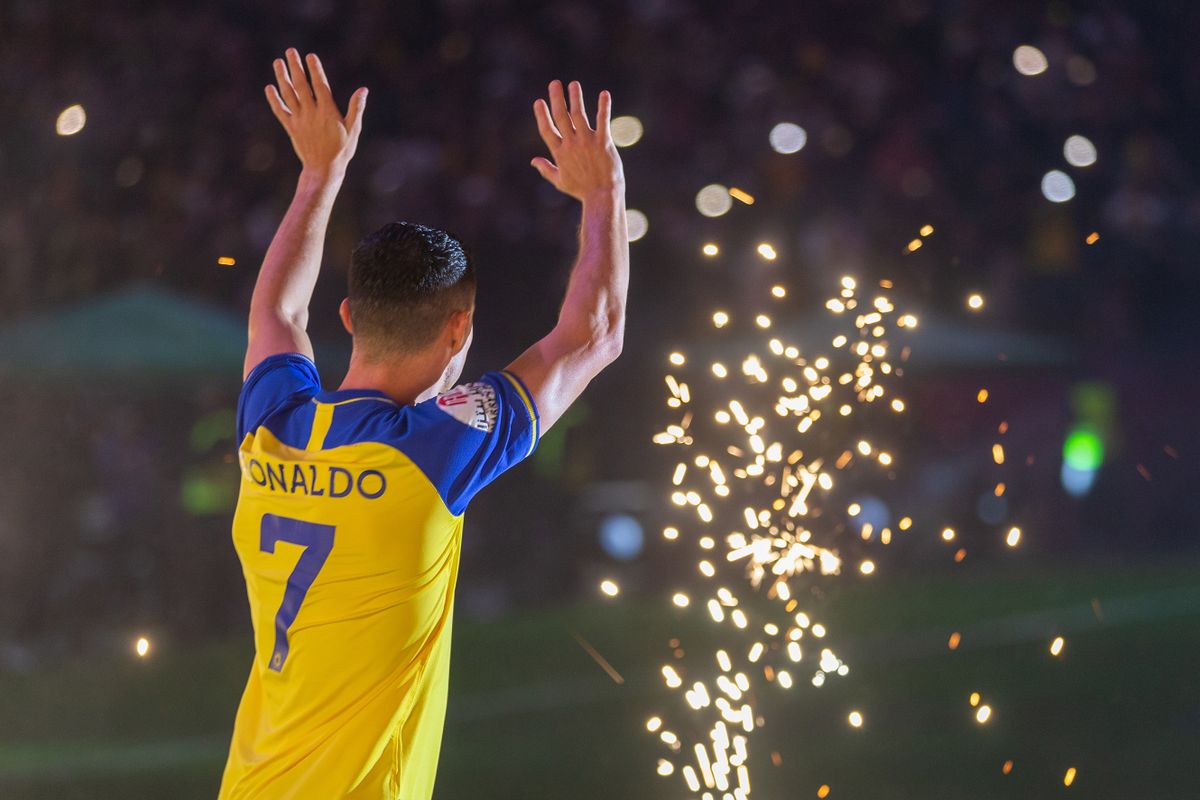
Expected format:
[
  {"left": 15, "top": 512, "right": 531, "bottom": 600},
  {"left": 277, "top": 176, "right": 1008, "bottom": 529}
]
[
  {"left": 244, "top": 49, "right": 367, "bottom": 380},
  {"left": 507, "top": 80, "right": 629, "bottom": 432}
]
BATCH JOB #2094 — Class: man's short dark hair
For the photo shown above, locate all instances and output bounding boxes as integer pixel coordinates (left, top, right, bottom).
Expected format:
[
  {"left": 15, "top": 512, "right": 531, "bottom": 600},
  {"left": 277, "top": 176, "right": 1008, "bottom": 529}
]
[{"left": 349, "top": 222, "right": 475, "bottom": 355}]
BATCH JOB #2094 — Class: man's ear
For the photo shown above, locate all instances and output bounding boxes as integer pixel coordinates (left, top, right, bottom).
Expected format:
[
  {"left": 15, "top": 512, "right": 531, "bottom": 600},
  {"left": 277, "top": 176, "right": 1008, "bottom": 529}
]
[
  {"left": 338, "top": 298, "right": 354, "bottom": 335},
  {"left": 448, "top": 307, "right": 473, "bottom": 355}
]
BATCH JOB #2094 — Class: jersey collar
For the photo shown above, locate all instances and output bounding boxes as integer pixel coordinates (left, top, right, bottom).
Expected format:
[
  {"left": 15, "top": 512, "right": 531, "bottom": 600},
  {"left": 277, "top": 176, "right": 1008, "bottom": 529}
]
[{"left": 313, "top": 388, "right": 397, "bottom": 405}]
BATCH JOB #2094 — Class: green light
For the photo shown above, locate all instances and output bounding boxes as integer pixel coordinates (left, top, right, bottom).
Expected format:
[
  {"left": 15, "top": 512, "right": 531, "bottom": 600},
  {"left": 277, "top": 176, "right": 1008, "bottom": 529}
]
[{"left": 1063, "top": 426, "right": 1104, "bottom": 471}]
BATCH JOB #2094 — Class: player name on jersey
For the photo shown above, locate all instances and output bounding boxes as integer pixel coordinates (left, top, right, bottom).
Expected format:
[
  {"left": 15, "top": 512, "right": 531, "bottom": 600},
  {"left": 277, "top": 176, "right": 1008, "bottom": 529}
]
[{"left": 240, "top": 455, "right": 387, "bottom": 500}]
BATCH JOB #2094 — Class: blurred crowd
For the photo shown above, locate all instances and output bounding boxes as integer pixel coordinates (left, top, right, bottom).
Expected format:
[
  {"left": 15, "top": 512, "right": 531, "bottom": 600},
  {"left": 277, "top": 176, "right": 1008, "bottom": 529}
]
[
  {"left": 2, "top": 0, "right": 1198, "bottom": 658},
  {"left": 4, "top": 1, "right": 1199, "bottom": 340}
]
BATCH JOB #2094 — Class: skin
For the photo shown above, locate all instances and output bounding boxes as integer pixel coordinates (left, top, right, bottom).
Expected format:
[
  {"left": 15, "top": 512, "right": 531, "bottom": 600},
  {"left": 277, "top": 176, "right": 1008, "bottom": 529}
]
[{"left": 246, "top": 49, "right": 627, "bottom": 432}]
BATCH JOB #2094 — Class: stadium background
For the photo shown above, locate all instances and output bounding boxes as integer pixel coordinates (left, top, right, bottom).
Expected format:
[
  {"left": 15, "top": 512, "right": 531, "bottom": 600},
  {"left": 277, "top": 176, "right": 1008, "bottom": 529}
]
[{"left": 1, "top": 1, "right": 1198, "bottom": 797}]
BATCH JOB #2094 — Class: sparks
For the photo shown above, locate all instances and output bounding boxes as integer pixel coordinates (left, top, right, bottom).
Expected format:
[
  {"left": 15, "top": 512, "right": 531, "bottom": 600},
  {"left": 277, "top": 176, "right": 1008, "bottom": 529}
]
[
  {"left": 641, "top": 273, "right": 921, "bottom": 796},
  {"left": 729, "top": 187, "right": 755, "bottom": 205}
]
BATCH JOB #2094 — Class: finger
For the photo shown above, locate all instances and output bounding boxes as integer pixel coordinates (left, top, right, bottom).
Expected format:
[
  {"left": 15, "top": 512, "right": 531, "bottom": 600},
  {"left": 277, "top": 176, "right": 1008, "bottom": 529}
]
[
  {"left": 286, "top": 48, "right": 313, "bottom": 106},
  {"left": 273, "top": 57, "right": 301, "bottom": 109},
  {"left": 530, "top": 156, "right": 560, "bottom": 186},
  {"left": 344, "top": 87, "right": 368, "bottom": 139},
  {"left": 548, "top": 80, "right": 573, "bottom": 135},
  {"left": 264, "top": 84, "right": 292, "bottom": 125},
  {"left": 306, "top": 53, "right": 335, "bottom": 107},
  {"left": 596, "top": 90, "right": 612, "bottom": 140},
  {"left": 568, "top": 80, "right": 591, "bottom": 131},
  {"left": 533, "top": 99, "right": 562, "bottom": 150}
]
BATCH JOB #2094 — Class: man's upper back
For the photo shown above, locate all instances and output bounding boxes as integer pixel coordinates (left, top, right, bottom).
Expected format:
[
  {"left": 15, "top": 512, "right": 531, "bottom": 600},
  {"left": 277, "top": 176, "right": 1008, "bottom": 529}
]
[{"left": 220, "top": 353, "right": 538, "bottom": 799}]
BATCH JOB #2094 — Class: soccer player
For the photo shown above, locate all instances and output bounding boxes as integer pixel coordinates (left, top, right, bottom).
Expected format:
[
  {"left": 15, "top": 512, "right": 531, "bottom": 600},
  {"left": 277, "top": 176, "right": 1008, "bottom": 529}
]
[{"left": 219, "top": 49, "right": 627, "bottom": 799}]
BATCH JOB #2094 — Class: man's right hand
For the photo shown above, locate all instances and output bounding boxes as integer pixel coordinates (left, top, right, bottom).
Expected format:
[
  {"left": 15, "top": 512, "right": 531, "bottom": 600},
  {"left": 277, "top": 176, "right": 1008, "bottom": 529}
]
[
  {"left": 265, "top": 49, "right": 367, "bottom": 179},
  {"left": 531, "top": 81, "right": 625, "bottom": 202}
]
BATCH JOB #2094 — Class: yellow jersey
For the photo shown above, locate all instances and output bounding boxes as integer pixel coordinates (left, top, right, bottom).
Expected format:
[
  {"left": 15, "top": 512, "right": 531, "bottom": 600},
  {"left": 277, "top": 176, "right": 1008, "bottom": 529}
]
[{"left": 219, "top": 353, "right": 539, "bottom": 799}]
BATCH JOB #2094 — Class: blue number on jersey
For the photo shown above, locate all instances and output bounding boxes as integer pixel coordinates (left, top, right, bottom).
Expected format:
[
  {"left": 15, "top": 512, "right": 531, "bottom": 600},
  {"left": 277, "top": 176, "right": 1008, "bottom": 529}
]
[{"left": 259, "top": 514, "right": 335, "bottom": 671}]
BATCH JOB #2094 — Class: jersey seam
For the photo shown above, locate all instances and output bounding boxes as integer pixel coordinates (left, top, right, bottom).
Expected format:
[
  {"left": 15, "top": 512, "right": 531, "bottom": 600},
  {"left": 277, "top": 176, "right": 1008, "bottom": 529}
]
[{"left": 497, "top": 370, "right": 539, "bottom": 457}]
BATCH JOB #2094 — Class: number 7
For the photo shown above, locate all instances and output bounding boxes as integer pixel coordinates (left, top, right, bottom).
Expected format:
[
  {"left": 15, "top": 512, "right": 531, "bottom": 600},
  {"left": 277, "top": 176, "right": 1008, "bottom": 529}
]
[{"left": 259, "top": 514, "right": 335, "bottom": 672}]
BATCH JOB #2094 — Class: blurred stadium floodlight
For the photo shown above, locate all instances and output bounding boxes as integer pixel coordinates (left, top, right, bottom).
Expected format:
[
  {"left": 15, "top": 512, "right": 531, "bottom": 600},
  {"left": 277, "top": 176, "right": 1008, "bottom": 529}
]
[{"left": 578, "top": 480, "right": 653, "bottom": 566}]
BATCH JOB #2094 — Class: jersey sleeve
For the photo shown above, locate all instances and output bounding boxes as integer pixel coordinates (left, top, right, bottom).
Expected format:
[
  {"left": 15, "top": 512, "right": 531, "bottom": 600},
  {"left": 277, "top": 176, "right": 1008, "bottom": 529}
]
[
  {"left": 402, "top": 370, "right": 540, "bottom": 516},
  {"left": 237, "top": 353, "right": 322, "bottom": 441}
]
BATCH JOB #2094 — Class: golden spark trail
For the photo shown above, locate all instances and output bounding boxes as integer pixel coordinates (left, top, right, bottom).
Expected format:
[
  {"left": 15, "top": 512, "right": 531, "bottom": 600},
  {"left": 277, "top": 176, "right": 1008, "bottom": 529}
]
[{"left": 643, "top": 270, "right": 921, "bottom": 796}]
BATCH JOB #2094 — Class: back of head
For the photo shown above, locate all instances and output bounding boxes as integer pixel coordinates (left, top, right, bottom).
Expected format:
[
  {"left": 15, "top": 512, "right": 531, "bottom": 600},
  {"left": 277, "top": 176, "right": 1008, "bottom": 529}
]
[{"left": 348, "top": 222, "right": 475, "bottom": 358}]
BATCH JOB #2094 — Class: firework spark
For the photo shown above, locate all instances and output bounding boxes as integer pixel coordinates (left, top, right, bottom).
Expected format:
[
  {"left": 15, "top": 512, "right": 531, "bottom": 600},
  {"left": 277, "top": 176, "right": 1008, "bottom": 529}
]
[{"left": 645, "top": 270, "right": 920, "bottom": 796}]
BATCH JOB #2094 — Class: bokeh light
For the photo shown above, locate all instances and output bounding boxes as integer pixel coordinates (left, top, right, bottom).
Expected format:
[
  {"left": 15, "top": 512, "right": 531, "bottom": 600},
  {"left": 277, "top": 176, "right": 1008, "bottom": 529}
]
[
  {"left": 135, "top": 636, "right": 151, "bottom": 657},
  {"left": 1064, "top": 135, "right": 1097, "bottom": 167},
  {"left": 599, "top": 513, "right": 644, "bottom": 561},
  {"left": 695, "top": 184, "right": 733, "bottom": 217},
  {"left": 769, "top": 122, "right": 808, "bottom": 154},
  {"left": 1013, "top": 45, "right": 1048, "bottom": 76},
  {"left": 1041, "top": 170, "right": 1076, "bottom": 203},
  {"left": 56, "top": 104, "right": 87, "bottom": 136},
  {"left": 611, "top": 115, "right": 644, "bottom": 147},
  {"left": 627, "top": 209, "right": 649, "bottom": 241},
  {"left": 599, "top": 579, "right": 620, "bottom": 597},
  {"left": 1064, "top": 427, "right": 1104, "bottom": 471},
  {"left": 1066, "top": 55, "right": 1097, "bottom": 86}
]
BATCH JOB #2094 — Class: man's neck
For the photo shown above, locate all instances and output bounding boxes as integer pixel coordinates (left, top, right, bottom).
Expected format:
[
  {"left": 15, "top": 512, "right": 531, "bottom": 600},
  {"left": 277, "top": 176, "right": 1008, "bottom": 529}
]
[{"left": 338, "top": 352, "right": 443, "bottom": 406}]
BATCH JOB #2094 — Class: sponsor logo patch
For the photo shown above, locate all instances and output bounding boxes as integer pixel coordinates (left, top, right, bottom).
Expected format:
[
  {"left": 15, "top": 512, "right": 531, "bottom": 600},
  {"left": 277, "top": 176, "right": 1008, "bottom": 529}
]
[{"left": 436, "top": 382, "right": 499, "bottom": 432}]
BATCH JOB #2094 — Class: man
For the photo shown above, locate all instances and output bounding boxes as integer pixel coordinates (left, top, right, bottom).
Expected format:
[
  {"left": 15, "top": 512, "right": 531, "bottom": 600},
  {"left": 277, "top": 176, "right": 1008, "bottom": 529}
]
[{"left": 219, "top": 49, "right": 627, "bottom": 799}]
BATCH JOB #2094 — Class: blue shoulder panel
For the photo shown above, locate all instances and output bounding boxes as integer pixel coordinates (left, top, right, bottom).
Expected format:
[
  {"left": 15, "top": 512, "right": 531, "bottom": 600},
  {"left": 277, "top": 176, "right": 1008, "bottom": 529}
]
[
  {"left": 237, "top": 353, "right": 322, "bottom": 446},
  {"left": 320, "top": 371, "right": 539, "bottom": 515}
]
